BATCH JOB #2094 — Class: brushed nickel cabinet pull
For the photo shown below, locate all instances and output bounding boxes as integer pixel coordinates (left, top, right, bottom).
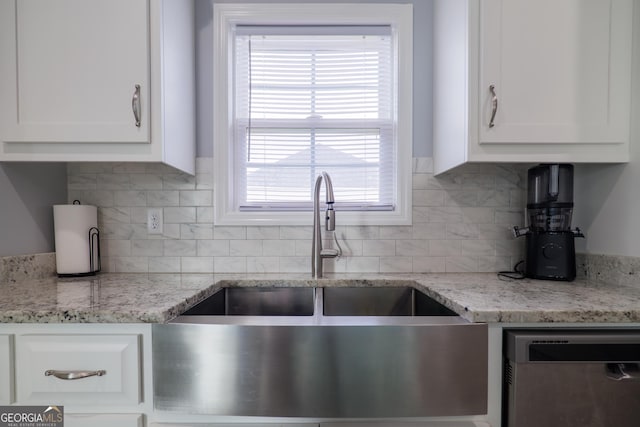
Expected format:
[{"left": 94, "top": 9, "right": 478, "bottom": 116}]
[
  {"left": 132, "top": 84, "right": 141, "bottom": 127},
  {"left": 45, "top": 369, "right": 106, "bottom": 380},
  {"left": 489, "top": 84, "right": 498, "bottom": 128}
]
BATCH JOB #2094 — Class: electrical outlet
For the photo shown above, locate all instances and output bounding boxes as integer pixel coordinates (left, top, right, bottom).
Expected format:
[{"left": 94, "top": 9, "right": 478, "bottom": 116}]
[{"left": 147, "top": 208, "right": 163, "bottom": 235}]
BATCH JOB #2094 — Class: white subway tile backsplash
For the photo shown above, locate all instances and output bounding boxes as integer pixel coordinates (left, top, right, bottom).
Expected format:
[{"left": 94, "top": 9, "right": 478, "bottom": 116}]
[
  {"left": 182, "top": 257, "right": 214, "bottom": 273},
  {"left": 68, "top": 190, "right": 115, "bottom": 207},
  {"left": 132, "top": 240, "right": 164, "bottom": 256},
  {"left": 344, "top": 226, "right": 379, "bottom": 240},
  {"left": 99, "top": 207, "right": 130, "bottom": 224},
  {"left": 477, "top": 189, "right": 510, "bottom": 207},
  {"left": 412, "top": 256, "right": 446, "bottom": 273},
  {"left": 279, "top": 256, "right": 309, "bottom": 273},
  {"left": 340, "top": 239, "right": 363, "bottom": 257},
  {"left": 429, "top": 240, "right": 462, "bottom": 257},
  {"left": 478, "top": 256, "right": 512, "bottom": 273},
  {"left": 412, "top": 223, "right": 446, "bottom": 240},
  {"left": 149, "top": 257, "right": 181, "bottom": 273},
  {"left": 247, "top": 257, "right": 279, "bottom": 273},
  {"left": 214, "top": 256, "right": 247, "bottom": 273},
  {"left": 444, "top": 190, "right": 478, "bottom": 207},
  {"left": 196, "top": 207, "right": 214, "bottom": 223},
  {"left": 362, "top": 240, "right": 395, "bottom": 256},
  {"left": 460, "top": 173, "right": 495, "bottom": 189},
  {"left": 165, "top": 207, "right": 197, "bottom": 223},
  {"left": 180, "top": 223, "right": 214, "bottom": 240},
  {"left": 112, "top": 163, "right": 147, "bottom": 174},
  {"left": 461, "top": 207, "right": 495, "bottom": 224},
  {"left": 426, "top": 206, "right": 463, "bottom": 223},
  {"left": 102, "top": 239, "right": 132, "bottom": 257},
  {"left": 114, "top": 191, "right": 147, "bottom": 206},
  {"left": 114, "top": 256, "right": 148, "bottom": 273},
  {"left": 214, "top": 226, "right": 246, "bottom": 240},
  {"left": 379, "top": 226, "right": 413, "bottom": 240},
  {"left": 280, "top": 226, "right": 312, "bottom": 240},
  {"left": 179, "top": 190, "right": 213, "bottom": 206},
  {"left": 164, "top": 240, "right": 197, "bottom": 257},
  {"left": 380, "top": 256, "right": 413, "bottom": 273},
  {"left": 198, "top": 240, "right": 230, "bottom": 256},
  {"left": 346, "top": 257, "right": 380, "bottom": 273},
  {"left": 69, "top": 158, "right": 525, "bottom": 274},
  {"left": 230, "top": 240, "right": 263, "bottom": 256},
  {"left": 246, "top": 226, "right": 280, "bottom": 240},
  {"left": 68, "top": 174, "right": 97, "bottom": 190},
  {"left": 147, "top": 190, "right": 180, "bottom": 206},
  {"left": 446, "top": 223, "right": 480, "bottom": 240},
  {"left": 461, "top": 239, "right": 496, "bottom": 255},
  {"left": 97, "top": 173, "right": 131, "bottom": 190},
  {"left": 446, "top": 256, "right": 479, "bottom": 273},
  {"left": 262, "top": 239, "right": 295, "bottom": 256},
  {"left": 395, "top": 240, "right": 429, "bottom": 256},
  {"left": 163, "top": 173, "right": 196, "bottom": 190}
]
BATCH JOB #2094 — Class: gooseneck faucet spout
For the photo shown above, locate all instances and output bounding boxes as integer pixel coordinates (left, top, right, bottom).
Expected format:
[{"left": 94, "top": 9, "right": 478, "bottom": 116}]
[{"left": 312, "top": 172, "right": 341, "bottom": 278}]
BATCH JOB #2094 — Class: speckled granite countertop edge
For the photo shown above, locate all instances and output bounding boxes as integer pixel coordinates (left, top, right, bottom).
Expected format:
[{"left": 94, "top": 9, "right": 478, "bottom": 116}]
[{"left": 2, "top": 272, "right": 640, "bottom": 324}]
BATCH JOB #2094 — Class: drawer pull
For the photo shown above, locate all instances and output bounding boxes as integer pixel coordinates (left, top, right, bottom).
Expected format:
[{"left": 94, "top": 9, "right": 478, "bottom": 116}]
[
  {"left": 45, "top": 370, "right": 107, "bottom": 380},
  {"left": 489, "top": 84, "right": 498, "bottom": 128},
  {"left": 132, "top": 84, "right": 141, "bottom": 127}
]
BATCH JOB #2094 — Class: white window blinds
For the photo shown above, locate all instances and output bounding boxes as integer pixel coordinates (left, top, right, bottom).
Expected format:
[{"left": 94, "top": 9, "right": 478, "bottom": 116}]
[{"left": 233, "top": 26, "right": 396, "bottom": 211}]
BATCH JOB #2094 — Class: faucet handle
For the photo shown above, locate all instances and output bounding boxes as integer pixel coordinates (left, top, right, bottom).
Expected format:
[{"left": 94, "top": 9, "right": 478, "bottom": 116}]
[{"left": 320, "top": 232, "right": 343, "bottom": 260}]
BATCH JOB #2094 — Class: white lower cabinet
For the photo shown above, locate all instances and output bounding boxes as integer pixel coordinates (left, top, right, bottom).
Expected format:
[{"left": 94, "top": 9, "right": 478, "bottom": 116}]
[
  {"left": 15, "top": 334, "right": 141, "bottom": 405},
  {"left": 149, "top": 425, "right": 318, "bottom": 427},
  {"left": 0, "top": 324, "right": 152, "bottom": 426},
  {"left": 0, "top": 334, "right": 13, "bottom": 404},
  {"left": 66, "top": 413, "right": 144, "bottom": 427}
]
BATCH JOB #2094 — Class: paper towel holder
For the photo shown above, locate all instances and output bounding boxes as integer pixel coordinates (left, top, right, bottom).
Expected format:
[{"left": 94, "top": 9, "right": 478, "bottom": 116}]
[{"left": 57, "top": 226, "right": 101, "bottom": 278}]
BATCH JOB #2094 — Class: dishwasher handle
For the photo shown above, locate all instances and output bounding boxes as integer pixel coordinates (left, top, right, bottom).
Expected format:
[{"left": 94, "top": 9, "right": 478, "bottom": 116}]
[{"left": 606, "top": 363, "right": 640, "bottom": 381}]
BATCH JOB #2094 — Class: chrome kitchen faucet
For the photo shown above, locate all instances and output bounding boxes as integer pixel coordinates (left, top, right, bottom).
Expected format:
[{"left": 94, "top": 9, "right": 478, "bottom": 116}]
[{"left": 312, "top": 172, "right": 342, "bottom": 278}]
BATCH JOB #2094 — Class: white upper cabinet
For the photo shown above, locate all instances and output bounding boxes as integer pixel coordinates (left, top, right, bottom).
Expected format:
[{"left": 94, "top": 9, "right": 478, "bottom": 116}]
[
  {"left": 434, "top": 0, "right": 633, "bottom": 174},
  {"left": 0, "top": 0, "right": 195, "bottom": 174}
]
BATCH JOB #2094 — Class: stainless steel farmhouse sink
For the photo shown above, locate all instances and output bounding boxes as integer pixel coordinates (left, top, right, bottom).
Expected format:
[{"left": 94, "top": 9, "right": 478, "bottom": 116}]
[
  {"left": 153, "top": 283, "right": 487, "bottom": 418},
  {"left": 182, "top": 286, "right": 316, "bottom": 316}
]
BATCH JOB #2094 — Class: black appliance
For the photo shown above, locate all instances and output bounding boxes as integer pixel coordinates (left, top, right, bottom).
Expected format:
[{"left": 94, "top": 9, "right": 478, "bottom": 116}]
[
  {"left": 514, "top": 164, "right": 583, "bottom": 281},
  {"left": 503, "top": 329, "right": 640, "bottom": 427}
]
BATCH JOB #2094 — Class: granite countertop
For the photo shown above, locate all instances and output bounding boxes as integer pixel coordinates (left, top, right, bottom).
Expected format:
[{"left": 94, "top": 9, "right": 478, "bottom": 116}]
[{"left": 1, "top": 272, "right": 640, "bottom": 324}]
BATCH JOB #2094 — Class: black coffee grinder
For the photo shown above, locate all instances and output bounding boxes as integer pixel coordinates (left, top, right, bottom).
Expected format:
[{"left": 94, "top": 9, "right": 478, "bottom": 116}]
[{"left": 514, "top": 164, "right": 584, "bottom": 281}]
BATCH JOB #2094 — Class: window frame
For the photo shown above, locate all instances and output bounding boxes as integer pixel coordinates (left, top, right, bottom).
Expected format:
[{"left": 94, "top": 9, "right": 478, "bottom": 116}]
[{"left": 213, "top": 3, "right": 413, "bottom": 226}]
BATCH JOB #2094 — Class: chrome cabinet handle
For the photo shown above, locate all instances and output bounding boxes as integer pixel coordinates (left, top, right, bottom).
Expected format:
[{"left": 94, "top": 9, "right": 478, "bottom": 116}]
[
  {"left": 606, "top": 363, "right": 640, "bottom": 381},
  {"left": 489, "top": 84, "right": 498, "bottom": 128},
  {"left": 132, "top": 84, "right": 141, "bottom": 127},
  {"left": 45, "top": 370, "right": 106, "bottom": 380}
]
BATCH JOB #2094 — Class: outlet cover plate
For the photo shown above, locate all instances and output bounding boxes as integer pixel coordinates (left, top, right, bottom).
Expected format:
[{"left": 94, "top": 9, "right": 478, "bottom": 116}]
[{"left": 147, "top": 208, "right": 163, "bottom": 235}]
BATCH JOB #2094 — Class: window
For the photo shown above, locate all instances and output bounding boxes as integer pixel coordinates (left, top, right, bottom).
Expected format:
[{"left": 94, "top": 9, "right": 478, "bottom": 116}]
[{"left": 214, "top": 4, "right": 413, "bottom": 225}]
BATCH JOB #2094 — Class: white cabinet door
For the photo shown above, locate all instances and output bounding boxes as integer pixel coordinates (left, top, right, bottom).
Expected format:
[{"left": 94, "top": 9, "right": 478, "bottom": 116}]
[
  {"left": 0, "top": 0, "right": 150, "bottom": 143},
  {"left": 65, "top": 413, "right": 143, "bottom": 427},
  {"left": 478, "top": 0, "right": 631, "bottom": 146},
  {"left": 433, "top": 0, "right": 633, "bottom": 174},
  {"left": 15, "top": 334, "right": 141, "bottom": 406},
  {"left": 0, "top": 335, "right": 12, "bottom": 404}
]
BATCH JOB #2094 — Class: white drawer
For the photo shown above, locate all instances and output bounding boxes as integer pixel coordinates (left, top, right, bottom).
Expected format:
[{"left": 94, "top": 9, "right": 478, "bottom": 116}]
[
  {"left": 0, "top": 334, "right": 13, "bottom": 404},
  {"left": 15, "top": 334, "right": 141, "bottom": 405},
  {"left": 65, "top": 413, "right": 143, "bottom": 427}
]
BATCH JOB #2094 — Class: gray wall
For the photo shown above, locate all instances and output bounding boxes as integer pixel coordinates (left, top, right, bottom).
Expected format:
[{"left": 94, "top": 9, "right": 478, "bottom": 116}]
[
  {"left": 573, "top": 3, "right": 640, "bottom": 258},
  {"left": 194, "top": 0, "right": 433, "bottom": 158},
  {"left": 0, "top": 163, "right": 67, "bottom": 256}
]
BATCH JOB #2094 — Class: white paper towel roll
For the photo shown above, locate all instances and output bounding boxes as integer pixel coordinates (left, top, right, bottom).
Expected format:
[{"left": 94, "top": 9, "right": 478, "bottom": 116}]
[{"left": 53, "top": 204, "right": 98, "bottom": 275}]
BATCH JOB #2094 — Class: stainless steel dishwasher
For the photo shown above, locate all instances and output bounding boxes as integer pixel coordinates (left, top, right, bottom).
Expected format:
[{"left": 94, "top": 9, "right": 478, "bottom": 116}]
[{"left": 503, "top": 329, "right": 640, "bottom": 427}]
